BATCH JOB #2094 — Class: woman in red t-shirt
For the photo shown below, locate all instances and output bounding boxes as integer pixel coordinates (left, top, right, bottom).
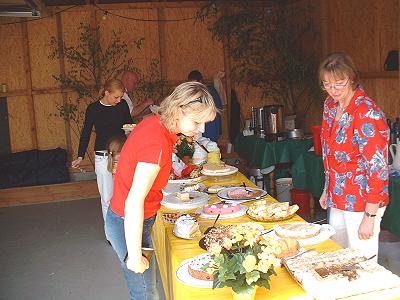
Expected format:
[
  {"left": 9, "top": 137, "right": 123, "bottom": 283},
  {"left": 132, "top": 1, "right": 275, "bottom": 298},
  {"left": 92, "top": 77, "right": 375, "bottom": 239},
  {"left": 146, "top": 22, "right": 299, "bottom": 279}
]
[
  {"left": 318, "top": 53, "right": 389, "bottom": 260},
  {"left": 106, "top": 81, "right": 218, "bottom": 299}
]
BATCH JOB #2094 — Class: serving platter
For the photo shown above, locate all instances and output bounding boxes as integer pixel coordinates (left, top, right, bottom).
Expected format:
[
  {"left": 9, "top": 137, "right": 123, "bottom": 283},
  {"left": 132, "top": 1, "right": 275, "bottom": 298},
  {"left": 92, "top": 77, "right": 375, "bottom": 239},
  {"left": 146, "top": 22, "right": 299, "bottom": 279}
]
[
  {"left": 160, "top": 191, "right": 210, "bottom": 210},
  {"left": 176, "top": 254, "right": 214, "bottom": 289},
  {"left": 217, "top": 186, "right": 268, "bottom": 202},
  {"left": 201, "top": 165, "right": 238, "bottom": 177},
  {"left": 168, "top": 175, "right": 206, "bottom": 184},
  {"left": 197, "top": 204, "right": 247, "bottom": 220},
  {"left": 262, "top": 224, "right": 336, "bottom": 246}
]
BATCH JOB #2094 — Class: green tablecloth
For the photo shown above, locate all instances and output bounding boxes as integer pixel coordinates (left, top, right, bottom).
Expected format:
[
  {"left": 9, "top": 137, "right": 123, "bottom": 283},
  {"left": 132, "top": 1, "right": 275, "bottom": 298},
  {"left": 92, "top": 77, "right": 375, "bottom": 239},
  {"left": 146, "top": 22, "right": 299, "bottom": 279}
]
[
  {"left": 291, "top": 151, "right": 400, "bottom": 238},
  {"left": 234, "top": 134, "right": 314, "bottom": 168}
]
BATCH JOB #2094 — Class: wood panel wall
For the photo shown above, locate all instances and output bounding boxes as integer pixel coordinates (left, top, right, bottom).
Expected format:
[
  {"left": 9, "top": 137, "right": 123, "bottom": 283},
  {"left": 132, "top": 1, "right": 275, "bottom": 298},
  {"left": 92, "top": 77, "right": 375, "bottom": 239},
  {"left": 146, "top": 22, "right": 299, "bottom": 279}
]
[{"left": 0, "top": 0, "right": 398, "bottom": 169}]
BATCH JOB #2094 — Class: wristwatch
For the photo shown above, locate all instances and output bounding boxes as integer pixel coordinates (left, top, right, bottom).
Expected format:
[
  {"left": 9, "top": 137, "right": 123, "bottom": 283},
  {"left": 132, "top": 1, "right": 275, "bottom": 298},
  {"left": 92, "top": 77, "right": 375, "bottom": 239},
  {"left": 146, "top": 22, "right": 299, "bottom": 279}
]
[{"left": 364, "top": 211, "right": 377, "bottom": 218}]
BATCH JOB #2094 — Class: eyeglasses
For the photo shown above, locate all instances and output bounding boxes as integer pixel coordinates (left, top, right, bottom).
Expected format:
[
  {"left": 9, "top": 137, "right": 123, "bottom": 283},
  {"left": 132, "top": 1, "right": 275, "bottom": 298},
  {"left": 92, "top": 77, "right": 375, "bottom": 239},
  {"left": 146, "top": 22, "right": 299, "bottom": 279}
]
[{"left": 321, "top": 79, "right": 350, "bottom": 91}]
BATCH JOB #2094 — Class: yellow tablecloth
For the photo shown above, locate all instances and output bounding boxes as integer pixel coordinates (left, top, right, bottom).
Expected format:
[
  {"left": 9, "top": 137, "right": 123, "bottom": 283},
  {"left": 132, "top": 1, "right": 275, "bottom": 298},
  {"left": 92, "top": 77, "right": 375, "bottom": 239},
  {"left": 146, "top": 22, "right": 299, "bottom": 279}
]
[{"left": 152, "top": 172, "right": 340, "bottom": 300}]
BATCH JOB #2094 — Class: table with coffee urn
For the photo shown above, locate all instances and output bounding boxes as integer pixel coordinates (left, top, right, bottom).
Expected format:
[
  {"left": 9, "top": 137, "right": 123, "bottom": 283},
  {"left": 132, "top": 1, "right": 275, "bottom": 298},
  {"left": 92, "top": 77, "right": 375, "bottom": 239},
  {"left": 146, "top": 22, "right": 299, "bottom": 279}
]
[{"left": 234, "top": 134, "right": 313, "bottom": 169}]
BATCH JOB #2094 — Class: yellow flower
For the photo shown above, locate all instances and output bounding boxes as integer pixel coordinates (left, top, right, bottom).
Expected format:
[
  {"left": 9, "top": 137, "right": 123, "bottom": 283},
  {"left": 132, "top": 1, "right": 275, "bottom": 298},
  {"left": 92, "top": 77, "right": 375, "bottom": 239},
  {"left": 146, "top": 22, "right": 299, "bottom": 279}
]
[
  {"left": 209, "top": 242, "right": 222, "bottom": 256},
  {"left": 243, "top": 255, "right": 257, "bottom": 272},
  {"left": 222, "top": 237, "right": 232, "bottom": 250},
  {"left": 257, "top": 258, "right": 274, "bottom": 273}
]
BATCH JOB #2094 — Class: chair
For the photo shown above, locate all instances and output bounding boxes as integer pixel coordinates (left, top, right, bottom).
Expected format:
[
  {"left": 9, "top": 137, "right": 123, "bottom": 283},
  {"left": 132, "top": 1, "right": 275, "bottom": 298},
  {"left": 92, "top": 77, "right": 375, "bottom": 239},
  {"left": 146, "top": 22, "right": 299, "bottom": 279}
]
[{"left": 246, "top": 165, "right": 275, "bottom": 192}]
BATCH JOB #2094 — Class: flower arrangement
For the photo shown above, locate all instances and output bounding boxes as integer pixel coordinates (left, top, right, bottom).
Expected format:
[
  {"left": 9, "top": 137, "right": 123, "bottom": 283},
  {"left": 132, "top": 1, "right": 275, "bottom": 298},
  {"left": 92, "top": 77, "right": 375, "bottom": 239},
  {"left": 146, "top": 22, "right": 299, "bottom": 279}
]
[
  {"left": 174, "top": 134, "right": 195, "bottom": 161},
  {"left": 205, "top": 223, "right": 277, "bottom": 298}
]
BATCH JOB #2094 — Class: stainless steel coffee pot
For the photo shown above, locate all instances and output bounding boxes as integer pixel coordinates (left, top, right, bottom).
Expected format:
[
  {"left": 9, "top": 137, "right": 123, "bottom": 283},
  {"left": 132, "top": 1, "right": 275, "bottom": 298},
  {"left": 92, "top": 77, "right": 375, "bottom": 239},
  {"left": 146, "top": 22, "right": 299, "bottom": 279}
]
[
  {"left": 251, "top": 107, "right": 266, "bottom": 138},
  {"left": 263, "top": 105, "right": 285, "bottom": 140}
]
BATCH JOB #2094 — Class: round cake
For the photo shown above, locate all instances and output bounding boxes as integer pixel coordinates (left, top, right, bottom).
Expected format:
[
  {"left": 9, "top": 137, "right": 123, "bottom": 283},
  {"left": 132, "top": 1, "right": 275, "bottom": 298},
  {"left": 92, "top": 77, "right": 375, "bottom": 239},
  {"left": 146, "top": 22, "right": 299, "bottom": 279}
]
[
  {"left": 203, "top": 202, "right": 240, "bottom": 215},
  {"left": 202, "top": 162, "right": 232, "bottom": 174},
  {"left": 270, "top": 237, "right": 300, "bottom": 258},
  {"left": 187, "top": 254, "right": 214, "bottom": 281},
  {"left": 274, "top": 222, "right": 321, "bottom": 239},
  {"left": 173, "top": 215, "right": 200, "bottom": 239},
  {"left": 227, "top": 187, "right": 264, "bottom": 199}
]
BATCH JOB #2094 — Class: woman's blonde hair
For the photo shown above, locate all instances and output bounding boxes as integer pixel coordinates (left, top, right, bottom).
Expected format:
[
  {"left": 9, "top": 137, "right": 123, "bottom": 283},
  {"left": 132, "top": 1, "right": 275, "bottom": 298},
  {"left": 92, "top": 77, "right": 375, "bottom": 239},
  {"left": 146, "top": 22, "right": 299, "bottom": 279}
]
[
  {"left": 318, "top": 52, "right": 359, "bottom": 89},
  {"left": 158, "top": 81, "right": 218, "bottom": 132},
  {"left": 99, "top": 78, "right": 124, "bottom": 98},
  {"left": 106, "top": 134, "right": 126, "bottom": 173}
]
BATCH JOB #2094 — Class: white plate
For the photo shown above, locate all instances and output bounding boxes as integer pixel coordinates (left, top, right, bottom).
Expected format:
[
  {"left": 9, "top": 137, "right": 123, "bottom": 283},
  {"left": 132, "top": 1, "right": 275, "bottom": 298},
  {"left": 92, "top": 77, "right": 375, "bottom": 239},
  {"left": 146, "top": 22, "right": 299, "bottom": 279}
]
[
  {"left": 163, "top": 183, "right": 206, "bottom": 195},
  {"left": 263, "top": 224, "right": 336, "bottom": 246},
  {"left": 201, "top": 165, "right": 238, "bottom": 177},
  {"left": 217, "top": 187, "right": 268, "bottom": 201},
  {"left": 173, "top": 229, "right": 199, "bottom": 240},
  {"left": 168, "top": 175, "right": 206, "bottom": 184},
  {"left": 176, "top": 254, "right": 214, "bottom": 288},
  {"left": 197, "top": 204, "right": 247, "bottom": 219},
  {"left": 161, "top": 191, "right": 210, "bottom": 210}
]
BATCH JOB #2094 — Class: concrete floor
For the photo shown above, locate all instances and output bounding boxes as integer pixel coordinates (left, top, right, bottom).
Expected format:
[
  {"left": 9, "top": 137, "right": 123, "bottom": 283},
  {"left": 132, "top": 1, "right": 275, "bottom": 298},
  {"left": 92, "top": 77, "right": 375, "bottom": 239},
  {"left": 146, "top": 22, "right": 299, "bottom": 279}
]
[
  {"left": 0, "top": 198, "right": 165, "bottom": 300},
  {"left": 1, "top": 197, "right": 399, "bottom": 300}
]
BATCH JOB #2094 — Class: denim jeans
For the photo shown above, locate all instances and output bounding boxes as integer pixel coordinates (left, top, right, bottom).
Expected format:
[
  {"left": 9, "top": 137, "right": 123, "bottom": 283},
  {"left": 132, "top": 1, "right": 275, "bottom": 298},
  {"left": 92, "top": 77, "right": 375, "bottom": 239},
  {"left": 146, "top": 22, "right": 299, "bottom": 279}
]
[{"left": 106, "top": 207, "right": 159, "bottom": 300}]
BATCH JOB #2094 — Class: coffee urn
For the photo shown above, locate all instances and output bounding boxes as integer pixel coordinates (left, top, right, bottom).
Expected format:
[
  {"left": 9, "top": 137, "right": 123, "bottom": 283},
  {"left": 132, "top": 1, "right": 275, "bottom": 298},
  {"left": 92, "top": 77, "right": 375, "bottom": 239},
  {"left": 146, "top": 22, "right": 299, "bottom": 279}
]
[
  {"left": 263, "top": 105, "right": 285, "bottom": 141},
  {"left": 251, "top": 107, "right": 266, "bottom": 138}
]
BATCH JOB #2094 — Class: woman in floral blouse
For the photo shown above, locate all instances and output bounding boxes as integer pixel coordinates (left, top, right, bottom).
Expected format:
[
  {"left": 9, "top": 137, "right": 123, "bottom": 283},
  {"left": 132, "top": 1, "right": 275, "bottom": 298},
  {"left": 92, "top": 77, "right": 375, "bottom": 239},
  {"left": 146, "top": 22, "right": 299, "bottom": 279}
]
[{"left": 318, "top": 52, "right": 389, "bottom": 259}]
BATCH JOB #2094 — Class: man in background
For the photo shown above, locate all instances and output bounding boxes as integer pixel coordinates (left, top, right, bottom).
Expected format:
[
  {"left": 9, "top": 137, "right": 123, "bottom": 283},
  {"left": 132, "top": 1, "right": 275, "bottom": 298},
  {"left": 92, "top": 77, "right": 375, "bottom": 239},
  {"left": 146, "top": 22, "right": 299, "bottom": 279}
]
[
  {"left": 121, "top": 70, "right": 153, "bottom": 120},
  {"left": 187, "top": 70, "right": 222, "bottom": 142}
]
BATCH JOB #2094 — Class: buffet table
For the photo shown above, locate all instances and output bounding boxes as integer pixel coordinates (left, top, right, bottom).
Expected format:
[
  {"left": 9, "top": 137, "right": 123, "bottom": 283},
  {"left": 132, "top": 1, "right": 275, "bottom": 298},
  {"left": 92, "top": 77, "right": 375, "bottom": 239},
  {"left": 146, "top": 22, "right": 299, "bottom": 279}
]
[
  {"left": 152, "top": 172, "right": 340, "bottom": 300},
  {"left": 291, "top": 151, "right": 400, "bottom": 238},
  {"left": 234, "top": 134, "right": 313, "bottom": 168}
]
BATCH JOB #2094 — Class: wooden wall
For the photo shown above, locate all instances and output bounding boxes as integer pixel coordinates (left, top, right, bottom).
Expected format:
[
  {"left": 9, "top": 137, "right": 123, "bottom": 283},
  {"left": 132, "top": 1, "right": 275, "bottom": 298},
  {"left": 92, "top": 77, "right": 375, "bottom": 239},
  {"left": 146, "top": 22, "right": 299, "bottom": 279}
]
[{"left": 0, "top": 0, "right": 398, "bottom": 169}]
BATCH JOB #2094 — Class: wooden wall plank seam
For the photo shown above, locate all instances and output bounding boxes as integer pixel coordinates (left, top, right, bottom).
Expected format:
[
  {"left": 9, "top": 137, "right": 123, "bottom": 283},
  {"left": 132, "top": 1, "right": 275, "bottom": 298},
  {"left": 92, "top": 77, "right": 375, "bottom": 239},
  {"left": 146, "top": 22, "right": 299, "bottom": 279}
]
[{"left": 21, "top": 22, "right": 38, "bottom": 149}]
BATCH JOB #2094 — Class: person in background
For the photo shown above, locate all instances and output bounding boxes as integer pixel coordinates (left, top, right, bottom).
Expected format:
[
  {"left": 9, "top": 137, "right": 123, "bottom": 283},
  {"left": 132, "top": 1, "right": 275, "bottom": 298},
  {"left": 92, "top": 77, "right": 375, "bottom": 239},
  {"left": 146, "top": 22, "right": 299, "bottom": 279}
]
[
  {"left": 121, "top": 70, "right": 154, "bottom": 120},
  {"left": 71, "top": 79, "right": 132, "bottom": 241},
  {"left": 318, "top": 52, "right": 389, "bottom": 260},
  {"left": 187, "top": 70, "right": 222, "bottom": 142},
  {"left": 106, "top": 134, "right": 127, "bottom": 176},
  {"left": 106, "top": 81, "right": 217, "bottom": 300}
]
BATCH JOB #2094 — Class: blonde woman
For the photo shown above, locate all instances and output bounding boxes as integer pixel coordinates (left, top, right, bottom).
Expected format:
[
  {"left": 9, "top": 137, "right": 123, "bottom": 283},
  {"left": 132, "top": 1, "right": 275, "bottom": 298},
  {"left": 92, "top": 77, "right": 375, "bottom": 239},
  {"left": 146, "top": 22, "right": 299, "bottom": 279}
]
[
  {"left": 71, "top": 79, "right": 132, "bottom": 241},
  {"left": 106, "top": 81, "right": 218, "bottom": 299}
]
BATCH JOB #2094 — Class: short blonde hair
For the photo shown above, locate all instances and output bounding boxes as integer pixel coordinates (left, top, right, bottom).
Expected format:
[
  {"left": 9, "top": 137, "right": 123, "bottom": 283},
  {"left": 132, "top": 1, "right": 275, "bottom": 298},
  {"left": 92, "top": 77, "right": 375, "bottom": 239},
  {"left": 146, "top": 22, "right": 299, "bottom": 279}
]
[
  {"left": 318, "top": 52, "right": 359, "bottom": 89},
  {"left": 99, "top": 78, "right": 124, "bottom": 98},
  {"left": 158, "top": 81, "right": 218, "bottom": 132}
]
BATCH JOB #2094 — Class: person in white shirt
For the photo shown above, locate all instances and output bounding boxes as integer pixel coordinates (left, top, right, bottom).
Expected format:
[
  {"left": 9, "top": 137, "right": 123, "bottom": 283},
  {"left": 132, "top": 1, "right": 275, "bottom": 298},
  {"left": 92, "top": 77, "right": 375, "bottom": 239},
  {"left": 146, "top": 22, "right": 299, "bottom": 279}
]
[{"left": 121, "top": 70, "right": 154, "bottom": 120}]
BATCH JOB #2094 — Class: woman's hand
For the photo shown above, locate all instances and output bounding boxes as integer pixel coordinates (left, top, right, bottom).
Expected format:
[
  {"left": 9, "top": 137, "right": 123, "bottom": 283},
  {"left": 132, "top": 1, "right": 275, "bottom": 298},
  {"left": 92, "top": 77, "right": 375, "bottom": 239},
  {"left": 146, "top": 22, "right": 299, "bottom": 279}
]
[
  {"left": 358, "top": 216, "right": 375, "bottom": 240},
  {"left": 71, "top": 157, "right": 83, "bottom": 168},
  {"left": 126, "top": 255, "right": 149, "bottom": 273},
  {"left": 319, "top": 189, "right": 328, "bottom": 210}
]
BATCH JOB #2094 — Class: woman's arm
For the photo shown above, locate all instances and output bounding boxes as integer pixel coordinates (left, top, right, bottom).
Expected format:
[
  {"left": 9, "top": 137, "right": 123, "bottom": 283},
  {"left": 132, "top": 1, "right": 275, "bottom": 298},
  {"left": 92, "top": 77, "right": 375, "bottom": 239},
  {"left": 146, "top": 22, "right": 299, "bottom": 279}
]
[
  {"left": 72, "top": 105, "right": 94, "bottom": 168},
  {"left": 124, "top": 161, "right": 160, "bottom": 273}
]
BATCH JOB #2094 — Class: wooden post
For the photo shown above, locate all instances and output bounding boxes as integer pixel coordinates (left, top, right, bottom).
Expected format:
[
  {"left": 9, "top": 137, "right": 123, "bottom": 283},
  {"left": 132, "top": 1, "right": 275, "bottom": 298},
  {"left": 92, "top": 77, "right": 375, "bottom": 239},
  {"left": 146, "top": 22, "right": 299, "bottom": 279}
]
[
  {"left": 21, "top": 22, "right": 38, "bottom": 149},
  {"left": 157, "top": 8, "right": 167, "bottom": 98},
  {"left": 55, "top": 14, "right": 73, "bottom": 158},
  {"left": 320, "top": 0, "right": 329, "bottom": 58},
  {"left": 222, "top": 36, "right": 232, "bottom": 145}
]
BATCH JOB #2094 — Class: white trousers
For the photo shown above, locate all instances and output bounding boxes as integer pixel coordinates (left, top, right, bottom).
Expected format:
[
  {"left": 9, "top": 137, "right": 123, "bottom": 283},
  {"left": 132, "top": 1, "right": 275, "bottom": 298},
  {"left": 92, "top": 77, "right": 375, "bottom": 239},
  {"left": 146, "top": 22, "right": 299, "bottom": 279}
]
[
  {"left": 95, "top": 154, "right": 114, "bottom": 239},
  {"left": 329, "top": 206, "right": 386, "bottom": 260}
]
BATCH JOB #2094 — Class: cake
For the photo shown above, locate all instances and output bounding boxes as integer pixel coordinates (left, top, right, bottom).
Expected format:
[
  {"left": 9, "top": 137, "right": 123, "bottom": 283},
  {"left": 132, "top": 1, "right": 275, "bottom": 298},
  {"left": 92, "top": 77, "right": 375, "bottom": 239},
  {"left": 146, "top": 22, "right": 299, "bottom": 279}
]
[
  {"left": 274, "top": 222, "right": 321, "bottom": 239},
  {"left": 202, "top": 225, "right": 233, "bottom": 250},
  {"left": 187, "top": 254, "right": 214, "bottom": 281},
  {"left": 202, "top": 162, "right": 231, "bottom": 174},
  {"left": 177, "top": 192, "right": 190, "bottom": 201},
  {"left": 162, "top": 212, "right": 199, "bottom": 224},
  {"left": 264, "top": 236, "right": 300, "bottom": 258},
  {"left": 283, "top": 248, "right": 400, "bottom": 299},
  {"left": 207, "top": 185, "right": 225, "bottom": 193},
  {"left": 227, "top": 187, "right": 264, "bottom": 199},
  {"left": 247, "top": 200, "right": 299, "bottom": 221},
  {"left": 203, "top": 202, "right": 240, "bottom": 215},
  {"left": 174, "top": 215, "right": 200, "bottom": 239}
]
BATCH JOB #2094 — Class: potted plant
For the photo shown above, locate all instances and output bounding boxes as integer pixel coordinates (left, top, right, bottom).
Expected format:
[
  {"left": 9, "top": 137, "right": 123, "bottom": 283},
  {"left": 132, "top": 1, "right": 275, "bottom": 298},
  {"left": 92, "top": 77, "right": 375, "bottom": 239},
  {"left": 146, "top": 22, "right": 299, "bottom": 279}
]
[
  {"left": 174, "top": 134, "right": 195, "bottom": 163},
  {"left": 205, "top": 223, "right": 277, "bottom": 299}
]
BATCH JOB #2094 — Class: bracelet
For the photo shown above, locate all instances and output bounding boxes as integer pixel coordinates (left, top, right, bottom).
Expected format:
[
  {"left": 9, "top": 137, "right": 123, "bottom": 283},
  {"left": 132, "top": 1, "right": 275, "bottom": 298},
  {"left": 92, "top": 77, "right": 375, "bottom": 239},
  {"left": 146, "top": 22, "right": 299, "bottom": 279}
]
[{"left": 364, "top": 211, "right": 376, "bottom": 218}]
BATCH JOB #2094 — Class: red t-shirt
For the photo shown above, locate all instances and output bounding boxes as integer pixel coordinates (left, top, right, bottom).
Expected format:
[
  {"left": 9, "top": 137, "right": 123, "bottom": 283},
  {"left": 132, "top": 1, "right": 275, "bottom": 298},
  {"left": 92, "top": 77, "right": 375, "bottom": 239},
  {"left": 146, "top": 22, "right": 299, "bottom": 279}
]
[{"left": 110, "top": 115, "right": 177, "bottom": 218}]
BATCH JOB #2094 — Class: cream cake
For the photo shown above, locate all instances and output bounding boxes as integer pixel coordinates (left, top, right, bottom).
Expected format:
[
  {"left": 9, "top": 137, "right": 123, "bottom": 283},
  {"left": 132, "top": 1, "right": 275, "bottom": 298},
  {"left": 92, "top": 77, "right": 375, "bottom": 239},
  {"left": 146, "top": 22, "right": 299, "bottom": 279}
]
[
  {"left": 284, "top": 248, "right": 400, "bottom": 299},
  {"left": 187, "top": 254, "right": 214, "bottom": 281},
  {"left": 274, "top": 222, "right": 321, "bottom": 239},
  {"left": 202, "top": 162, "right": 231, "bottom": 174},
  {"left": 203, "top": 202, "right": 240, "bottom": 215},
  {"left": 174, "top": 215, "right": 200, "bottom": 239}
]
